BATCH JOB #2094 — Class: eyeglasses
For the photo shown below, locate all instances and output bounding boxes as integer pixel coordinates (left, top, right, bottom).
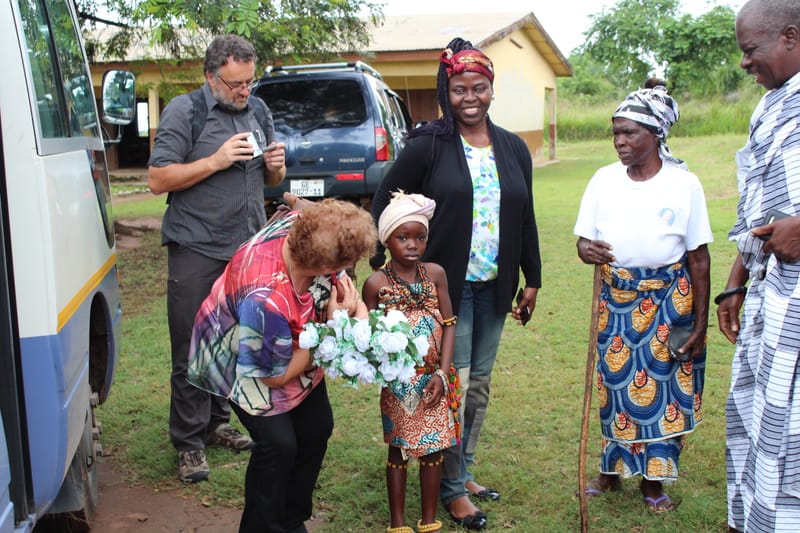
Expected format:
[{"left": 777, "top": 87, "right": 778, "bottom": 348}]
[{"left": 216, "top": 75, "right": 258, "bottom": 92}]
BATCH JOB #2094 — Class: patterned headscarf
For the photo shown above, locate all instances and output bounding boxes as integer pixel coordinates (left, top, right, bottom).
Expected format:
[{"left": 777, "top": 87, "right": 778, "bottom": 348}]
[
  {"left": 613, "top": 84, "right": 687, "bottom": 169},
  {"left": 378, "top": 191, "right": 436, "bottom": 245},
  {"left": 440, "top": 48, "right": 495, "bottom": 83}
]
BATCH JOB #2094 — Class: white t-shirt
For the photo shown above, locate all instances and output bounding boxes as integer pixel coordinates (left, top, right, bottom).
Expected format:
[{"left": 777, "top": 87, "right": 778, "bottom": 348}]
[{"left": 573, "top": 161, "right": 713, "bottom": 268}]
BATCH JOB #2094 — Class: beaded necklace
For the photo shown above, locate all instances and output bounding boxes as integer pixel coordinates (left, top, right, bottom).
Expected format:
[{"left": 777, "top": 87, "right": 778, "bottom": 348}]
[{"left": 384, "top": 262, "right": 432, "bottom": 309}]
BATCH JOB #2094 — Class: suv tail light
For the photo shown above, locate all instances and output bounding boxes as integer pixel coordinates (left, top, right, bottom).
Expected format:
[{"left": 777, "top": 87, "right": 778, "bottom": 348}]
[{"left": 375, "top": 127, "right": 389, "bottom": 161}]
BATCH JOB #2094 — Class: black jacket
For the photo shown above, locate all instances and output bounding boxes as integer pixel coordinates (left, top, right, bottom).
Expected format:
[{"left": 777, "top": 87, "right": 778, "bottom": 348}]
[{"left": 372, "top": 119, "right": 541, "bottom": 313}]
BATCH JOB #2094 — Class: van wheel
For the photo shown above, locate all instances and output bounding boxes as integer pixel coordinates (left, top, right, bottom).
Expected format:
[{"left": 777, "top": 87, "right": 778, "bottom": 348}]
[{"left": 33, "top": 393, "right": 99, "bottom": 533}]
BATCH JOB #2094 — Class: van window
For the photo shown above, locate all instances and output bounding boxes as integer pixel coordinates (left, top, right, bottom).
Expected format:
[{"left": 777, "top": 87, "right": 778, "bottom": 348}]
[
  {"left": 21, "top": 0, "right": 99, "bottom": 139},
  {"left": 257, "top": 79, "right": 367, "bottom": 131}
]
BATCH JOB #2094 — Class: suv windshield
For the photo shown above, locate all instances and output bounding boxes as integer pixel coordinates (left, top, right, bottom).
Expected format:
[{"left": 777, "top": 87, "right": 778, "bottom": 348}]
[{"left": 258, "top": 79, "right": 367, "bottom": 131}]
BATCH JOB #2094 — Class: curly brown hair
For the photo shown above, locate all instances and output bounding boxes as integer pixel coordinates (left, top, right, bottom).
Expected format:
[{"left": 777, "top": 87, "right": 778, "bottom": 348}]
[{"left": 287, "top": 199, "right": 377, "bottom": 270}]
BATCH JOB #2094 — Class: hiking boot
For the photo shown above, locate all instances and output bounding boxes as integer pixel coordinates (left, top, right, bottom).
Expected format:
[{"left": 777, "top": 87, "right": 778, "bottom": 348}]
[
  {"left": 178, "top": 449, "right": 209, "bottom": 483},
  {"left": 207, "top": 423, "right": 254, "bottom": 452}
]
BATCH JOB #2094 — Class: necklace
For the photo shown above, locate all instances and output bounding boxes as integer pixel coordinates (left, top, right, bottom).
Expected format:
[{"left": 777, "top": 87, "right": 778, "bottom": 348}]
[
  {"left": 385, "top": 262, "right": 431, "bottom": 308},
  {"left": 283, "top": 242, "right": 309, "bottom": 295}
]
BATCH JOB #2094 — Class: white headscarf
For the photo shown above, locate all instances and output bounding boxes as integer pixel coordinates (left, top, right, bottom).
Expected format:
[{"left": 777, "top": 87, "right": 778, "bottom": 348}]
[{"left": 377, "top": 191, "right": 436, "bottom": 245}]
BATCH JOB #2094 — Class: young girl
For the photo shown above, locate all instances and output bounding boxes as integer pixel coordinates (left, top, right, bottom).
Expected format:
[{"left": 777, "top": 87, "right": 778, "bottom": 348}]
[{"left": 362, "top": 191, "right": 460, "bottom": 533}]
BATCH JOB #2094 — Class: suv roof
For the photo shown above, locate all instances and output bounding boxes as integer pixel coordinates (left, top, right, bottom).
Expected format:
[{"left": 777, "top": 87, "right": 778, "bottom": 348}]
[{"left": 252, "top": 62, "right": 412, "bottom": 210}]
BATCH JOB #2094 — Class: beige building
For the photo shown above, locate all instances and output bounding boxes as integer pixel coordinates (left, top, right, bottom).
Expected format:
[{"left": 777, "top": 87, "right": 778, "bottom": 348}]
[{"left": 90, "top": 11, "right": 572, "bottom": 168}]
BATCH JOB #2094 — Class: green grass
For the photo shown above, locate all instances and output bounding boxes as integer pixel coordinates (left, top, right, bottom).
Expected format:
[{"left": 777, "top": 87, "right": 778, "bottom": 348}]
[
  {"left": 107, "top": 134, "right": 746, "bottom": 531},
  {"left": 558, "top": 89, "right": 762, "bottom": 142}
]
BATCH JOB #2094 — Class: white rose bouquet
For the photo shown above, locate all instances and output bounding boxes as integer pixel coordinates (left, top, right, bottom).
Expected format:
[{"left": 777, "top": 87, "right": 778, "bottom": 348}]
[{"left": 298, "top": 307, "right": 429, "bottom": 388}]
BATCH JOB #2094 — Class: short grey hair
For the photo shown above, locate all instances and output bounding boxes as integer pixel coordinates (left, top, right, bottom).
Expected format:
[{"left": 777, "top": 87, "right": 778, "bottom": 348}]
[
  {"left": 203, "top": 34, "right": 256, "bottom": 75},
  {"left": 739, "top": 0, "right": 800, "bottom": 37}
]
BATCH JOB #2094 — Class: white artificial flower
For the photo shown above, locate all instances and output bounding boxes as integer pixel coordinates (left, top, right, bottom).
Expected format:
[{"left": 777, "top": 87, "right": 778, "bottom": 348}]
[
  {"left": 298, "top": 326, "right": 320, "bottom": 349},
  {"left": 342, "top": 319, "right": 354, "bottom": 342},
  {"left": 379, "top": 331, "right": 409, "bottom": 353},
  {"left": 325, "top": 366, "right": 341, "bottom": 380},
  {"left": 357, "top": 360, "right": 377, "bottom": 384},
  {"left": 328, "top": 309, "right": 349, "bottom": 338},
  {"left": 381, "top": 309, "right": 408, "bottom": 329},
  {"left": 396, "top": 363, "right": 417, "bottom": 384},
  {"left": 315, "top": 335, "right": 339, "bottom": 362},
  {"left": 352, "top": 319, "right": 371, "bottom": 351},
  {"left": 340, "top": 350, "right": 364, "bottom": 377},
  {"left": 329, "top": 308, "right": 350, "bottom": 325},
  {"left": 412, "top": 335, "right": 429, "bottom": 358},
  {"left": 379, "top": 360, "right": 402, "bottom": 382}
]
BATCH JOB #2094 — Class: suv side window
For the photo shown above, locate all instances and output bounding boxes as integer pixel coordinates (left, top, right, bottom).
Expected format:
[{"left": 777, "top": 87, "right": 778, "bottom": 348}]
[
  {"left": 386, "top": 92, "right": 409, "bottom": 132},
  {"left": 259, "top": 79, "right": 367, "bottom": 131}
]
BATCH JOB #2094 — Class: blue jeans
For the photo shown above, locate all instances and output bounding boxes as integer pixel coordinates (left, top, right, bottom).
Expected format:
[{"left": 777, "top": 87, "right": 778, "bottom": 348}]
[{"left": 440, "top": 280, "right": 507, "bottom": 506}]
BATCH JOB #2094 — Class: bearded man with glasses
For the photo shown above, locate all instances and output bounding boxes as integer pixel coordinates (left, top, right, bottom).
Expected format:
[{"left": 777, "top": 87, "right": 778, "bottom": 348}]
[{"left": 147, "top": 34, "right": 286, "bottom": 483}]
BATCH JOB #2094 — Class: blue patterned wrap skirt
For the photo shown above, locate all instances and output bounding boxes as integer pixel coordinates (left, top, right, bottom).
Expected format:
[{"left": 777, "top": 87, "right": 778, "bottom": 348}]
[{"left": 596, "top": 259, "right": 705, "bottom": 482}]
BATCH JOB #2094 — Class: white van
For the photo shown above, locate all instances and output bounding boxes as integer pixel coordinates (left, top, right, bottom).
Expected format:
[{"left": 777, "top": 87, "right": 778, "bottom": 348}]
[{"left": 0, "top": 0, "right": 134, "bottom": 530}]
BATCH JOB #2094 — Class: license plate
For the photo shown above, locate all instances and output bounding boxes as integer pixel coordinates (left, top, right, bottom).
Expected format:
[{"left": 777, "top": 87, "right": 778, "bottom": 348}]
[{"left": 290, "top": 179, "right": 324, "bottom": 197}]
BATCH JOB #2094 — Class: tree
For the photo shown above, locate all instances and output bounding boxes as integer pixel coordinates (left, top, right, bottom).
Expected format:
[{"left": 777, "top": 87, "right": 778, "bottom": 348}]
[
  {"left": 580, "top": 0, "right": 680, "bottom": 91},
  {"left": 558, "top": 53, "right": 623, "bottom": 102},
  {"left": 657, "top": 6, "right": 744, "bottom": 97},
  {"left": 76, "top": 0, "right": 383, "bottom": 68}
]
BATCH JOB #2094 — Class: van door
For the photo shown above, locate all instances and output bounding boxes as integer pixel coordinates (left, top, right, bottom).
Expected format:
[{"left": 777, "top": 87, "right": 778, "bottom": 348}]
[{"left": 0, "top": 123, "right": 31, "bottom": 528}]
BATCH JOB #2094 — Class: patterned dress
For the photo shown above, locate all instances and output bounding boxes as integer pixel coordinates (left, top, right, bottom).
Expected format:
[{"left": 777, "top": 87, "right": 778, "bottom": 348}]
[
  {"left": 596, "top": 261, "right": 705, "bottom": 482},
  {"left": 378, "top": 263, "right": 458, "bottom": 458}
]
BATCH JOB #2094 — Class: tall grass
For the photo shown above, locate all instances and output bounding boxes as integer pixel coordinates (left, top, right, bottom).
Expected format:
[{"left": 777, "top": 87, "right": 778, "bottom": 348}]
[
  {"left": 108, "top": 134, "right": 747, "bottom": 532},
  {"left": 557, "top": 85, "right": 763, "bottom": 142}
]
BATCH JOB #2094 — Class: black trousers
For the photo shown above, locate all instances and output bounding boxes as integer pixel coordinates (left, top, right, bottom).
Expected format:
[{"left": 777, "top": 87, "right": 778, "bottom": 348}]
[
  {"left": 232, "top": 380, "right": 334, "bottom": 533},
  {"left": 167, "top": 243, "right": 230, "bottom": 451}
]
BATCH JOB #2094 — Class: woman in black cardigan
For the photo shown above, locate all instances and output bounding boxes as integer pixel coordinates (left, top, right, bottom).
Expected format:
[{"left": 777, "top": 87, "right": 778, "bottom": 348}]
[{"left": 371, "top": 37, "right": 542, "bottom": 531}]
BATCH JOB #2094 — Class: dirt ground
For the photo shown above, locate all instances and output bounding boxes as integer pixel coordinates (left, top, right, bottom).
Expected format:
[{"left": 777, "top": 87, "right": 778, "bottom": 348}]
[{"left": 92, "top": 458, "right": 242, "bottom": 532}]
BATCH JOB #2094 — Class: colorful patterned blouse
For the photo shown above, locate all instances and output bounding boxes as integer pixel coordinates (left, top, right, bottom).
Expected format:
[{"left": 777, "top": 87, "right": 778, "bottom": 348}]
[
  {"left": 188, "top": 212, "right": 324, "bottom": 416},
  {"left": 462, "top": 136, "right": 500, "bottom": 281}
]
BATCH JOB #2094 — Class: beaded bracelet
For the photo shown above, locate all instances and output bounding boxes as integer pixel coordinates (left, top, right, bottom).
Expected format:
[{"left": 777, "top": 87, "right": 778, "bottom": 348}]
[
  {"left": 714, "top": 286, "right": 747, "bottom": 305},
  {"left": 441, "top": 315, "right": 457, "bottom": 327}
]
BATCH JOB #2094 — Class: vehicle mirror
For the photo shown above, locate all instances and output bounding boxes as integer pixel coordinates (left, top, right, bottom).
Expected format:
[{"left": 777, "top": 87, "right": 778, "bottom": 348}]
[{"left": 101, "top": 70, "right": 136, "bottom": 126}]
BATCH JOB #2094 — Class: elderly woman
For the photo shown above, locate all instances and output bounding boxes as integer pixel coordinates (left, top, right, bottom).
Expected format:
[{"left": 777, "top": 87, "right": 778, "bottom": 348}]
[
  {"left": 188, "top": 198, "right": 376, "bottom": 533},
  {"left": 574, "top": 83, "right": 712, "bottom": 512},
  {"left": 372, "top": 38, "right": 541, "bottom": 530}
]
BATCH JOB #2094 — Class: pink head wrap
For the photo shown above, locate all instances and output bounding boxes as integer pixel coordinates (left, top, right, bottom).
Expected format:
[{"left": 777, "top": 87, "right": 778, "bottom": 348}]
[
  {"left": 440, "top": 48, "right": 494, "bottom": 82},
  {"left": 378, "top": 191, "right": 436, "bottom": 245}
]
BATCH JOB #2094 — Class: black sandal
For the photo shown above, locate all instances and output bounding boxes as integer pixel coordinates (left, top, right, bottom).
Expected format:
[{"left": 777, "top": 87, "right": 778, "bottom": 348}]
[
  {"left": 471, "top": 488, "right": 500, "bottom": 501},
  {"left": 448, "top": 511, "right": 487, "bottom": 531}
]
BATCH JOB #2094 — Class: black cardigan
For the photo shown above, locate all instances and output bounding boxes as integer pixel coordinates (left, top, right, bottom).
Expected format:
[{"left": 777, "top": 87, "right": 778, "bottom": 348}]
[{"left": 372, "top": 120, "right": 542, "bottom": 314}]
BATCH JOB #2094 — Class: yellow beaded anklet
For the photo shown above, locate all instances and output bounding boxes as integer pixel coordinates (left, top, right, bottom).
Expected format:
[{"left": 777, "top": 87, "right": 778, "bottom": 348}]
[
  {"left": 416, "top": 519, "right": 443, "bottom": 532},
  {"left": 386, "top": 460, "right": 408, "bottom": 469},
  {"left": 386, "top": 526, "right": 414, "bottom": 533},
  {"left": 418, "top": 453, "right": 444, "bottom": 468}
]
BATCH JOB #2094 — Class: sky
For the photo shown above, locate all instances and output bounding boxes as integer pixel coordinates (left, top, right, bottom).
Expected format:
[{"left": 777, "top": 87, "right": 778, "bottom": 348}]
[{"left": 379, "top": 0, "right": 746, "bottom": 56}]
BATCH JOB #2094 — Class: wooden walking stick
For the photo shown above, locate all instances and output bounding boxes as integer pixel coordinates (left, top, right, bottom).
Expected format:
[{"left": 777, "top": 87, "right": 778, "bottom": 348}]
[{"left": 579, "top": 264, "right": 603, "bottom": 533}]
